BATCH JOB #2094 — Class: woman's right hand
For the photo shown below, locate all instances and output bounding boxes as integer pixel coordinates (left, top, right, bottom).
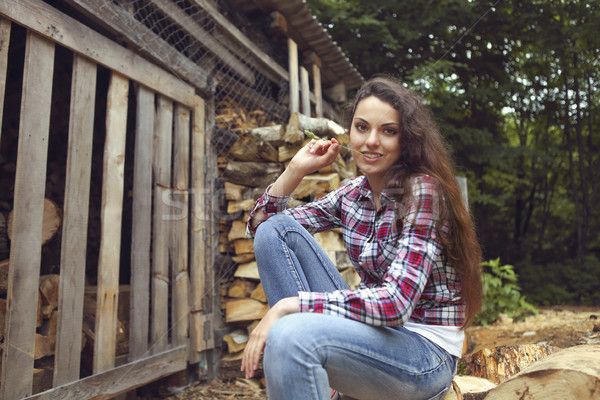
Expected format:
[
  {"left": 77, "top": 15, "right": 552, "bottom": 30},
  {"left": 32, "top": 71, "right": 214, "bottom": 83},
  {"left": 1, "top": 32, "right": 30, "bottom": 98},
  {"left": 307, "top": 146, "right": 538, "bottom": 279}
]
[
  {"left": 268, "top": 138, "right": 340, "bottom": 197},
  {"left": 288, "top": 138, "right": 340, "bottom": 176}
]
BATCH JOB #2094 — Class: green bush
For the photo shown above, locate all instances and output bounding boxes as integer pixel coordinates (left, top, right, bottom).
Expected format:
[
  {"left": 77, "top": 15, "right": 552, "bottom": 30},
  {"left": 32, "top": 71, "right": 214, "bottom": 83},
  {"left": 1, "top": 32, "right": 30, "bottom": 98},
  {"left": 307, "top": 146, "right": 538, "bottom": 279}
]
[{"left": 475, "top": 258, "right": 537, "bottom": 325}]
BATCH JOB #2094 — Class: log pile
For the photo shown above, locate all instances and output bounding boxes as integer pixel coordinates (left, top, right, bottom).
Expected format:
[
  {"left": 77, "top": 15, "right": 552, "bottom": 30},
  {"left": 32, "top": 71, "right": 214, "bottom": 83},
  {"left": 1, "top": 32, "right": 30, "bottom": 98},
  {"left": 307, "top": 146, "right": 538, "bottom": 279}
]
[
  {"left": 214, "top": 101, "right": 362, "bottom": 380},
  {"left": 443, "top": 343, "right": 600, "bottom": 400}
]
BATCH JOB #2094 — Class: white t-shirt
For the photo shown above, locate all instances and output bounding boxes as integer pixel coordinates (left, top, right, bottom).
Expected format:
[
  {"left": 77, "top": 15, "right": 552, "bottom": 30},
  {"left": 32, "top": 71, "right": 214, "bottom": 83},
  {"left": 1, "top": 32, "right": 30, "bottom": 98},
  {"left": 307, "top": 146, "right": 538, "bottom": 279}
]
[{"left": 405, "top": 321, "right": 464, "bottom": 358}]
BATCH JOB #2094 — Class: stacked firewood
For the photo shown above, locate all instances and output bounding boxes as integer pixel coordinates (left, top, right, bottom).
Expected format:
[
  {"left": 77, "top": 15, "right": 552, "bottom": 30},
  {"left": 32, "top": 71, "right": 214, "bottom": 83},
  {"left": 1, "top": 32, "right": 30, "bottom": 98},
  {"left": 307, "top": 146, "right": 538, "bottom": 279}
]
[{"left": 215, "top": 103, "right": 362, "bottom": 371}]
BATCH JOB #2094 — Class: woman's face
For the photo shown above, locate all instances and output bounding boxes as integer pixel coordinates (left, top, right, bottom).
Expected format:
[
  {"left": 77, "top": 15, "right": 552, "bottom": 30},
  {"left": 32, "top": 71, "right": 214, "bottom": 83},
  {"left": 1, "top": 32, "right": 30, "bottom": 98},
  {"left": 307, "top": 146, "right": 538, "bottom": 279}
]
[{"left": 350, "top": 96, "right": 402, "bottom": 187}]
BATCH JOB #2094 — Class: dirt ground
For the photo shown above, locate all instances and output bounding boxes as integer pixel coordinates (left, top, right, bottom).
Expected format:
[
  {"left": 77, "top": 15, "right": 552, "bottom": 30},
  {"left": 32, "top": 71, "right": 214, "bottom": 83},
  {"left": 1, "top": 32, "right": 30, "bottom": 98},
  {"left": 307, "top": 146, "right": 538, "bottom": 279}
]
[{"left": 141, "top": 306, "right": 600, "bottom": 400}]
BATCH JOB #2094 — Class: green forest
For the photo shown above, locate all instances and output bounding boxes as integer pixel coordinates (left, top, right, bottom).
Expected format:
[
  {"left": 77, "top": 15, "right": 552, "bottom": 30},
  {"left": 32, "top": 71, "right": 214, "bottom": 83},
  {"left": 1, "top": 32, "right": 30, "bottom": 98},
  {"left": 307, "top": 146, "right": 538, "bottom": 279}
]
[{"left": 307, "top": 0, "right": 600, "bottom": 309}]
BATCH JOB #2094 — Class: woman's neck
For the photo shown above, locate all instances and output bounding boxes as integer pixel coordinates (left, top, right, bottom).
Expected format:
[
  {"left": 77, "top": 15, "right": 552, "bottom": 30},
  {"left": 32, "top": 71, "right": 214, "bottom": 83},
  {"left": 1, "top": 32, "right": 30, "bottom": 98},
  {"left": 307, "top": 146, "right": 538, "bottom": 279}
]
[{"left": 366, "top": 175, "right": 385, "bottom": 210}]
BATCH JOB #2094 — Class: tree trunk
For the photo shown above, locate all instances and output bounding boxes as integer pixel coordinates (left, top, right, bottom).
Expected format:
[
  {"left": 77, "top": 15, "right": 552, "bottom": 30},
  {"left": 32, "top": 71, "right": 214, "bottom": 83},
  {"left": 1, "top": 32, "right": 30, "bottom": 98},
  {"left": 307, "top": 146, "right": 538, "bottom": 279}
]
[{"left": 485, "top": 344, "right": 600, "bottom": 400}]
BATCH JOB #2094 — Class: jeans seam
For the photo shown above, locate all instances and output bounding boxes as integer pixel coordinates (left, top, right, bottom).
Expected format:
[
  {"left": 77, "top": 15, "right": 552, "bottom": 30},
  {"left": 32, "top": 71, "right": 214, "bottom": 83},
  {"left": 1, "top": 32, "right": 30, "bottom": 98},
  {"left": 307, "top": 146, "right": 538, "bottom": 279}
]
[
  {"left": 280, "top": 227, "right": 308, "bottom": 292},
  {"left": 282, "top": 226, "right": 347, "bottom": 291},
  {"left": 317, "top": 341, "right": 450, "bottom": 377}
]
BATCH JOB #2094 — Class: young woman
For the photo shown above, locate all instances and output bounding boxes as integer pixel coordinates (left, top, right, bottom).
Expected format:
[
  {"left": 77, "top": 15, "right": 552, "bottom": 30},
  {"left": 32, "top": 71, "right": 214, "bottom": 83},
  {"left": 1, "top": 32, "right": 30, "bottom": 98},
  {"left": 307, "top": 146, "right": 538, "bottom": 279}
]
[{"left": 241, "top": 76, "right": 482, "bottom": 400}]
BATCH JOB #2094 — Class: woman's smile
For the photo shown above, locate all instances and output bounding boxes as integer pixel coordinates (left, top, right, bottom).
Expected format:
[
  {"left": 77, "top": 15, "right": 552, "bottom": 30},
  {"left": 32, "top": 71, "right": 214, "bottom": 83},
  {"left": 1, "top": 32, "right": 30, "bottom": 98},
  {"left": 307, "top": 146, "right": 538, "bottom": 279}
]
[{"left": 350, "top": 96, "right": 402, "bottom": 190}]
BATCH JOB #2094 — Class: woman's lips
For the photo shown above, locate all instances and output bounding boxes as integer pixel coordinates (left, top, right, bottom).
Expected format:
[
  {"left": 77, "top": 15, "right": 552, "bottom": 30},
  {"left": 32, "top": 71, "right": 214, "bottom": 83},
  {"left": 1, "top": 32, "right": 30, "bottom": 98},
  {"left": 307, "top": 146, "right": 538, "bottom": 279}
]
[{"left": 362, "top": 151, "right": 382, "bottom": 161}]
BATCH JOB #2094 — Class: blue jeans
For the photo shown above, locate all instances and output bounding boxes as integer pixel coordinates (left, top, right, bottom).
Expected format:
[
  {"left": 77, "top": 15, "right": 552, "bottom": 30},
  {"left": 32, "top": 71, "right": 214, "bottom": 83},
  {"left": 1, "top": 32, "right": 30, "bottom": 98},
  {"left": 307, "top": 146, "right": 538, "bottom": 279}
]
[{"left": 253, "top": 215, "right": 457, "bottom": 400}]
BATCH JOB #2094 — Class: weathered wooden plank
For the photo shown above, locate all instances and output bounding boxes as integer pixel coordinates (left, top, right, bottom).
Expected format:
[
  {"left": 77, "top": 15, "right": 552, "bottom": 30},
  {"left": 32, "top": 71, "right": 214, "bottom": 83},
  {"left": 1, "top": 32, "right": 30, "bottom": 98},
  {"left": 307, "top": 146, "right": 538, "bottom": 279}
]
[
  {"left": 151, "top": 95, "right": 173, "bottom": 354},
  {"left": 189, "top": 0, "right": 288, "bottom": 82},
  {"left": 53, "top": 54, "right": 97, "bottom": 387},
  {"left": 0, "top": 0, "right": 196, "bottom": 107},
  {"left": 190, "top": 95, "right": 216, "bottom": 361},
  {"left": 25, "top": 346, "right": 187, "bottom": 400},
  {"left": 150, "top": 0, "right": 255, "bottom": 86},
  {"left": 300, "top": 66, "right": 310, "bottom": 116},
  {"left": 171, "top": 103, "right": 191, "bottom": 347},
  {"left": 288, "top": 38, "right": 299, "bottom": 113},
  {"left": 0, "top": 31, "right": 54, "bottom": 400},
  {"left": 312, "top": 63, "right": 323, "bottom": 118},
  {"left": 129, "top": 85, "right": 155, "bottom": 362},
  {"left": 0, "top": 17, "right": 11, "bottom": 136},
  {"left": 93, "top": 71, "right": 129, "bottom": 374}
]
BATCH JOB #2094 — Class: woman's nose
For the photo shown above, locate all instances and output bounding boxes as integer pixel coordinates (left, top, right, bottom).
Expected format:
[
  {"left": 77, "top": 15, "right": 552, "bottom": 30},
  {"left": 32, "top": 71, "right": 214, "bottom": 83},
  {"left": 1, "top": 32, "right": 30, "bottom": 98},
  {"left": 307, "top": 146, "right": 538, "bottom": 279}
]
[{"left": 365, "top": 130, "right": 380, "bottom": 147}]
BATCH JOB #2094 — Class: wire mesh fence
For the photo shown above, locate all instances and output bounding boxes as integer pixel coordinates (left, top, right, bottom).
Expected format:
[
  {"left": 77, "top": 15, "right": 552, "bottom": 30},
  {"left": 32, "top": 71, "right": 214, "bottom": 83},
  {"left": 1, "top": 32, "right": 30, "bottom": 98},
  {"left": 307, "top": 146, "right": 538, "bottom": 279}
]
[
  {"left": 92, "top": 0, "right": 295, "bottom": 278},
  {"left": 96, "top": 0, "right": 290, "bottom": 154}
]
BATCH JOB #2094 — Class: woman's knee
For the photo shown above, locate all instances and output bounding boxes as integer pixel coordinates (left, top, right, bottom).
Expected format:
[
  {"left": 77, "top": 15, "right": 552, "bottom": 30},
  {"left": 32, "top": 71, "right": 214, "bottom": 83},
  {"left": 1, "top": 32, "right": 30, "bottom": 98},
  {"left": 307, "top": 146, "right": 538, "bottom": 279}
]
[
  {"left": 265, "top": 314, "right": 316, "bottom": 357},
  {"left": 254, "top": 214, "right": 296, "bottom": 251}
]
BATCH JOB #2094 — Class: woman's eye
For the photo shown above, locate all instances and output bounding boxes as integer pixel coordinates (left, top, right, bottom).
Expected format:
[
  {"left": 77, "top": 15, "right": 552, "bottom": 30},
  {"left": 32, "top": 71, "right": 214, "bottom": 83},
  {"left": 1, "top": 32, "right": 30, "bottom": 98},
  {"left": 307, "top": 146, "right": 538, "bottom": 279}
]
[
  {"left": 384, "top": 128, "right": 398, "bottom": 135},
  {"left": 355, "top": 123, "right": 368, "bottom": 132}
]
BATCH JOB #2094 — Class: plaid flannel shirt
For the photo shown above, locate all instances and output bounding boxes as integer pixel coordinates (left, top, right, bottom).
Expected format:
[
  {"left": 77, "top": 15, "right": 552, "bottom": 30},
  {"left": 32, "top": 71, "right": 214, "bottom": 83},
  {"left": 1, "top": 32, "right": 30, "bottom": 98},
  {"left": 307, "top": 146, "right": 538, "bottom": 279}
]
[{"left": 247, "top": 175, "right": 465, "bottom": 327}]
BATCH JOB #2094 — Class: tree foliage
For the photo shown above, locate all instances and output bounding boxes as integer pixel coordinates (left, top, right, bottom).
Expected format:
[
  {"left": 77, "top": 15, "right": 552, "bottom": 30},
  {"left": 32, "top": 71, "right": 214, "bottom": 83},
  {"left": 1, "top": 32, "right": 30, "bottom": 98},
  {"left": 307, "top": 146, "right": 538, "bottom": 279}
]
[{"left": 308, "top": 0, "right": 600, "bottom": 304}]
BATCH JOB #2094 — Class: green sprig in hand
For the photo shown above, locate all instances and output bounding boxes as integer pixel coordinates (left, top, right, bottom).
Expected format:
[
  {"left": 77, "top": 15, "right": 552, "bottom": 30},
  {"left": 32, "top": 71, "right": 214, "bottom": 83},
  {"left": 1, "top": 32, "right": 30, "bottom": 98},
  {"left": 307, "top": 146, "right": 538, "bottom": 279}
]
[{"left": 304, "top": 130, "right": 376, "bottom": 159}]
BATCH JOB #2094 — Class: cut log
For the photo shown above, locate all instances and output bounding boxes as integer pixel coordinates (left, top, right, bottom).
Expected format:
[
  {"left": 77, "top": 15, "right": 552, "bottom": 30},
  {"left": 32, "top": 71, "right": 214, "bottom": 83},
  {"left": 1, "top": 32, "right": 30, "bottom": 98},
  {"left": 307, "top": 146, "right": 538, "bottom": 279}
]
[
  {"left": 223, "top": 329, "right": 249, "bottom": 354},
  {"left": 294, "top": 173, "right": 340, "bottom": 199},
  {"left": 278, "top": 141, "right": 305, "bottom": 162},
  {"left": 283, "top": 112, "right": 345, "bottom": 144},
  {"left": 228, "top": 134, "right": 279, "bottom": 162},
  {"left": 39, "top": 273, "right": 60, "bottom": 310},
  {"left": 234, "top": 261, "right": 260, "bottom": 280},
  {"left": 222, "top": 161, "right": 283, "bottom": 188},
  {"left": 234, "top": 239, "right": 255, "bottom": 255},
  {"left": 250, "top": 283, "right": 266, "bottom": 303},
  {"left": 485, "top": 344, "right": 600, "bottom": 400},
  {"left": 225, "top": 298, "right": 268, "bottom": 323},
  {"left": 228, "top": 220, "right": 248, "bottom": 241},
  {"left": 249, "top": 124, "right": 284, "bottom": 145},
  {"left": 8, "top": 198, "right": 62, "bottom": 245},
  {"left": 228, "top": 279, "right": 257, "bottom": 298},
  {"left": 227, "top": 198, "right": 257, "bottom": 215},
  {"left": 232, "top": 253, "right": 256, "bottom": 264},
  {"left": 462, "top": 343, "right": 558, "bottom": 384},
  {"left": 340, "top": 268, "right": 361, "bottom": 290}
]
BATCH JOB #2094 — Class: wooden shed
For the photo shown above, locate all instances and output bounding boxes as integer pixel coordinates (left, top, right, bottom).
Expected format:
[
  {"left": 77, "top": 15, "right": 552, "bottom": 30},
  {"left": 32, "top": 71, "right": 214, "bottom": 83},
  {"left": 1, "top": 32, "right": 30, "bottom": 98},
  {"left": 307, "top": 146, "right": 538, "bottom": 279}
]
[{"left": 0, "top": 0, "right": 363, "bottom": 398}]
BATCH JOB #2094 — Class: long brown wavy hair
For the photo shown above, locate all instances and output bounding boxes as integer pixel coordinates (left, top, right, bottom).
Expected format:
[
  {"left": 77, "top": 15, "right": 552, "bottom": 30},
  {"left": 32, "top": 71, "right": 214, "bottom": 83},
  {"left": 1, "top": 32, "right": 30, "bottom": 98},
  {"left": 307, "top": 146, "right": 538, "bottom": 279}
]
[{"left": 346, "top": 76, "right": 483, "bottom": 328}]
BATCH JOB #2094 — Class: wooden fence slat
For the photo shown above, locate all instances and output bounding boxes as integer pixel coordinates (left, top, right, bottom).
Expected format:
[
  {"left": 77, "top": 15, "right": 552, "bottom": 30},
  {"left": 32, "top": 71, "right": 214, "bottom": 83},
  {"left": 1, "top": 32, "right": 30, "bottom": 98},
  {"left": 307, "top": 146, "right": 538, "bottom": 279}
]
[
  {"left": 0, "top": 0, "right": 196, "bottom": 107},
  {"left": 171, "top": 104, "right": 191, "bottom": 347},
  {"left": 0, "top": 17, "right": 11, "bottom": 135},
  {"left": 24, "top": 346, "right": 187, "bottom": 400},
  {"left": 53, "top": 54, "right": 97, "bottom": 386},
  {"left": 190, "top": 95, "right": 215, "bottom": 362},
  {"left": 93, "top": 71, "right": 129, "bottom": 374},
  {"left": 129, "top": 85, "right": 155, "bottom": 361},
  {"left": 0, "top": 31, "right": 54, "bottom": 400},
  {"left": 151, "top": 95, "right": 173, "bottom": 354}
]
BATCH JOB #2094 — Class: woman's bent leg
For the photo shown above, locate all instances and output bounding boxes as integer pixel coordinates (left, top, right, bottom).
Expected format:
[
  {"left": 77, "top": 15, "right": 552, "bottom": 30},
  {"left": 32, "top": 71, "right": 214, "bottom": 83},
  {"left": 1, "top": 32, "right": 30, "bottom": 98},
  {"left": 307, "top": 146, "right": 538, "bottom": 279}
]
[
  {"left": 264, "top": 313, "right": 457, "bottom": 400},
  {"left": 253, "top": 214, "right": 349, "bottom": 306}
]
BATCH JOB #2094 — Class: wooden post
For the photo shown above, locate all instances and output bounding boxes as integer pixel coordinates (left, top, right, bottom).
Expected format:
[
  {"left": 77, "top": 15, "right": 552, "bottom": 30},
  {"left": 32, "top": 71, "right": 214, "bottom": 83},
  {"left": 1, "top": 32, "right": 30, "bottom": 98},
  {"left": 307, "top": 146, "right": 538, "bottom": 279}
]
[
  {"left": 288, "top": 38, "right": 299, "bottom": 113},
  {"left": 129, "top": 85, "right": 155, "bottom": 361},
  {"left": 93, "top": 71, "right": 129, "bottom": 374},
  {"left": 53, "top": 54, "right": 96, "bottom": 386},
  {"left": 0, "top": 31, "right": 54, "bottom": 400},
  {"left": 300, "top": 66, "right": 310, "bottom": 116},
  {"left": 171, "top": 103, "right": 191, "bottom": 347},
  {"left": 303, "top": 52, "right": 323, "bottom": 118},
  {"left": 313, "top": 63, "right": 323, "bottom": 118},
  {"left": 151, "top": 95, "right": 173, "bottom": 354}
]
